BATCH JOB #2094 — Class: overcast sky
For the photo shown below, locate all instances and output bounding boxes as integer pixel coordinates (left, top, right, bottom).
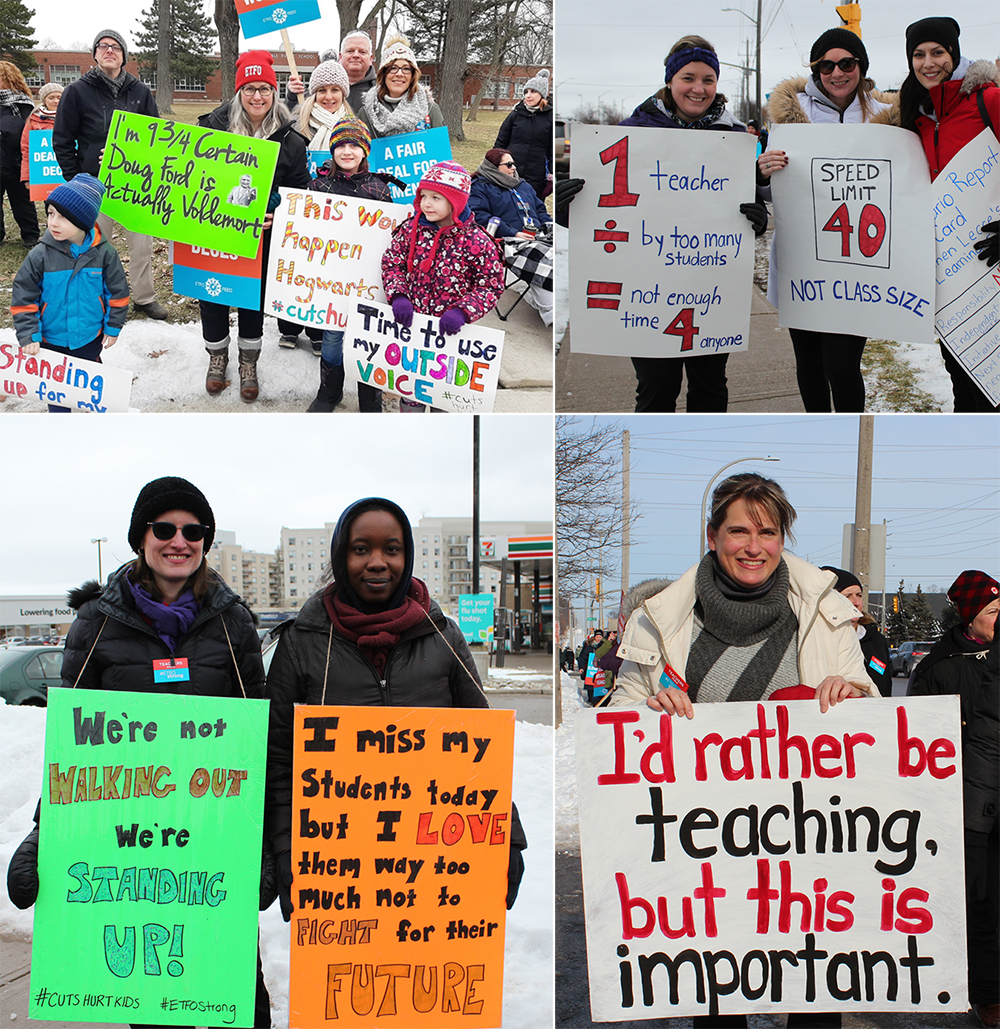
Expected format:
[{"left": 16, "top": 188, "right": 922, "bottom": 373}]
[
  {"left": 556, "top": 0, "right": 1000, "bottom": 119},
  {"left": 1, "top": 414, "right": 554, "bottom": 596},
  {"left": 560, "top": 413, "right": 999, "bottom": 598}
]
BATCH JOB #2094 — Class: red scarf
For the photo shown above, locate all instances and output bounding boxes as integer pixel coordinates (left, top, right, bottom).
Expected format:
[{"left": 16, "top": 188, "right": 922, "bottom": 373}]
[{"left": 324, "top": 579, "right": 431, "bottom": 677}]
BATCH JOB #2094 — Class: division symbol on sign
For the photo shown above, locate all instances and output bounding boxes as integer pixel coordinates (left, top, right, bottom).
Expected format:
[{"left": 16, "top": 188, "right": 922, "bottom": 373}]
[
  {"left": 594, "top": 220, "right": 629, "bottom": 253},
  {"left": 586, "top": 280, "right": 623, "bottom": 310}
]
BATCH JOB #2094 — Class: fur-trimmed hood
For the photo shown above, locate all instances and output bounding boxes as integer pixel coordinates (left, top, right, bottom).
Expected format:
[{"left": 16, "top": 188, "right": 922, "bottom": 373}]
[
  {"left": 765, "top": 74, "right": 896, "bottom": 125},
  {"left": 68, "top": 579, "right": 103, "bottom": 611}
]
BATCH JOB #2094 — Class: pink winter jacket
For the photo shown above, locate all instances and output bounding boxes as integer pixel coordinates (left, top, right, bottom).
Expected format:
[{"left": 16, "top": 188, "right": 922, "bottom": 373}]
[
  {"left": 20, "top": 107, "right": 56, "bottom": 183},
  {"left": 380, "top": 209, "right": 506, "bottom": 322}
]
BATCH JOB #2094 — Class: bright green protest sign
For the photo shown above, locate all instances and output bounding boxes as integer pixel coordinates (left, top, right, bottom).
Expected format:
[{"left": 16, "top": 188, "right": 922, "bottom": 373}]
[
  {"left": 98, "top": 112, "right": 279, "bottom": 258},
  {"left": 31, "top": 687, "right": 269, "bottom": 1025}
]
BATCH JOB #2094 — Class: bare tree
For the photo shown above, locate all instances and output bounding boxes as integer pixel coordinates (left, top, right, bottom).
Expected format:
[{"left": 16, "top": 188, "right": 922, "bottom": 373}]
[
  {"left": 214, "top": 0, "right": 239, "bottom": 101},
  {"left": 464, "top": 0, "right": 524, "bottom": 122},
  {"left": 337, "top": 0, "right": 393, "bottom": 41},
  {"left": 438, "top": 0, "right": 470, "bottom": 141},
  {"left": 155, "top": 0, "right": 172, "bottom": 115},
  {"left": 571, "top": 100, "right": 620, "bottom": 125},
  {"left": 556, "top": 416, "right": 639, "bottom": 601}
]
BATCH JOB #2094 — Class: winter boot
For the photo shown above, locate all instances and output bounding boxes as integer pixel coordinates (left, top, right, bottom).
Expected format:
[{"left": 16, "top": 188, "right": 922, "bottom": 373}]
[
  {"left": 357, "top": 383, "right": 383, "bottom": 413},
  {"left": 205, "top": 338, "right": 230, "bottom": 394},
  {"left": 307, "top": 362, "right": 345, "bottom": 412},
  {"left": 237, "top": 338, "right": 261, "bottom": 403}
]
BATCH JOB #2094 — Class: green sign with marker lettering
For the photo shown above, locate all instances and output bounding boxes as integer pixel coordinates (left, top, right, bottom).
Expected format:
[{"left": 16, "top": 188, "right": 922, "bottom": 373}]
[
  {"left": 97, "top": 111, "right": 279, "bottom": 258},
  {"left": 31, "top": 687, "right": 268, "bottom": 1025}
]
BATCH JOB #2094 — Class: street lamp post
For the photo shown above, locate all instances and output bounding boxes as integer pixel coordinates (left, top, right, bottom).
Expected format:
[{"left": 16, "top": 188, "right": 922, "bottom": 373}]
[
  {"left": 723, "top": 2, "right": 762, "bottom": 120},
  {"left": 90, "top": 537, "right": 107, "bottom": 582},
  {"left": 699, "top": 457, "right": 779, "bottom": 557}
]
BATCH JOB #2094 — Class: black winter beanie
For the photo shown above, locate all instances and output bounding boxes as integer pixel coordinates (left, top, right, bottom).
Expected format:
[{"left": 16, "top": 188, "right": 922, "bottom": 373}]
[
  {"left": 810, "top": 28, "right": 869, "bottom": 79},
  {"left": 329, "top": 497, "right": 414, "bottom": 610},
  {"left": 905, "top": 17, "right": 961, "bottom": 69},
  {"left": 820, "top": 565, "right": 862, "bottom": 594},
  {"left": 128, "top": 476, "right": 216, "bottom": 553}
]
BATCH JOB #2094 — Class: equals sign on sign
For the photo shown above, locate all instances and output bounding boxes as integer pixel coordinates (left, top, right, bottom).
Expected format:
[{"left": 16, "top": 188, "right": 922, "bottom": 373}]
[
  {"left": 587, "top": 281, "right": 622, "bottom": 309},
  {"left": 594, "top": 220, "right": 629, "bottom": 252}
]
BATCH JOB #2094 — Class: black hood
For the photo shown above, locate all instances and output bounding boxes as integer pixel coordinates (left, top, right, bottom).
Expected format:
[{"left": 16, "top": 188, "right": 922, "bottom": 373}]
[{"left": 329, "top": 497, "right": 414, "bottom": 610}]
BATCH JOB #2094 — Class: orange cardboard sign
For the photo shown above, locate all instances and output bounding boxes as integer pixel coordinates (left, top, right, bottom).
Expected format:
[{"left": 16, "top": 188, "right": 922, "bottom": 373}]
[
  {"left": 290, "top": 706, "right": 514, "bottom": 1028},
  {"left": 173, "top": 241, "right": 262, "bottom": 276}
]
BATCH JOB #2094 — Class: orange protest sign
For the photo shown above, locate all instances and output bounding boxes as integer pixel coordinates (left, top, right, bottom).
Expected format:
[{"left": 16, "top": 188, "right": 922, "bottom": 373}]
[{"left": 289, "top": 706, "right": 515, "bottom": 1028}]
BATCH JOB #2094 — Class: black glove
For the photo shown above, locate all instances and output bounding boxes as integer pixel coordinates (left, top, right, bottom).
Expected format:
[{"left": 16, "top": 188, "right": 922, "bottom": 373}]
[
  {"left": 277, "top": 849, "right": 294, "bottom": 922},
  {"left": 7, "top": 822, "right": 39, "bottom": 910},
  {"left": 740, "top": 201, "right": 768, "bottom": 237},
  {"left": 974, "top": 220, "right": 999, "bottom": 267},
  {"left": 259, "top": 837, "right": 278, "bottom": 912},
  {"left": 506, "top": 845, "right": 525, "bottom": 909},
  {"left": 555, "top": 176, "right": 585, "bottom": 227}
]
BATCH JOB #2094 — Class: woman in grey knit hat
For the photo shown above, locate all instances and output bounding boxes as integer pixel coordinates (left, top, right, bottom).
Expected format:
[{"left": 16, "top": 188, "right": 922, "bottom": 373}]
[{"left": 494, "top": 68, "right": 552, "bottom": 199}]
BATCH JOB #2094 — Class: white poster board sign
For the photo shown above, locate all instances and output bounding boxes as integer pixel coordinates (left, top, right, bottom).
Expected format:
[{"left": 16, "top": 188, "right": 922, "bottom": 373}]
[
  {"left": 343, "top": 298, "right": 504, "bottom": 412},
  {"left": 0, "top": 344, "right": 132, "bottom": 412},
  {"left": 577, "top": 697, "right": 967, "bottom": 1022},
  {"left": 933, "top": 130, "right": 1000, "bottom": 405},
  {"left": 770, "top": 124, "right": 936, "bottom": 342},
  {"left": 265, "top": 188, "right": 412, "bottom": 331},
  {"left": 569, "top": 125, "right": 757, "bottom": 358}
]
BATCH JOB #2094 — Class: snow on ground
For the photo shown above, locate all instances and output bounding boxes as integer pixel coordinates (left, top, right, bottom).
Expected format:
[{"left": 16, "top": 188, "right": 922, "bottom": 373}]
[
  {"left": 889, "top": 339, "right": 955, "bottom": 411},
  {"left": 555, "top": 671, "right": 587, "bottom": 851},
  {"left": 0, "top": 705, "right": 553, "bottom": 1028},
  {"left": 488, "top": 665, "right": 553, "bottom": 689}
]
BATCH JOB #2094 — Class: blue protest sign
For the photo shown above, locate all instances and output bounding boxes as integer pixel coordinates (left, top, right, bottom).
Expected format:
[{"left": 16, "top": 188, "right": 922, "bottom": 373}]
[{"left": 368, "top": 127, "right": 452, "bottom": 201}]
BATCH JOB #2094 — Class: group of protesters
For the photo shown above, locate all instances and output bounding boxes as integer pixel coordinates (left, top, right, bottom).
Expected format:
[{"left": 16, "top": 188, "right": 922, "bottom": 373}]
[
  {"left": 4, "top": 25, "right": 554, "bottom": 411},
  {"left": 557, "top": 16, "right": 1000, "bottom": 414}
]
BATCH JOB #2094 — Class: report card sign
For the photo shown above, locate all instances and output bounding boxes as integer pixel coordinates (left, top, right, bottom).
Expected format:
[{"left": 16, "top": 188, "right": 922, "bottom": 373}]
[
  {"left": 577, "top": 697, "right": 966, "bottom": 1021},
  {"left": 568, "top": 125, "right": 757, "bottom": 359},
  {"left": 770, "top": 123, "right": 936, "bottom": 342},
  {"left": 289, "top": 706, "right": 515, "bottom": 1027},
  {"left": 97, "top": 112, "right": 279, "bottom": 259},
  {"left": 32, "top": 688, "right": 269, "bottom": 1025}
]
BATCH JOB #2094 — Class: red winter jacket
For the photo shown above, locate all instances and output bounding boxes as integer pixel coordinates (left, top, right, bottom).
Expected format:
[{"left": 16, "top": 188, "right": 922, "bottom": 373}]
[
  {"left": 19, "top": 107, "right": 56, "bottom": 183},
  {"left": 914, "top": 58, "right": 1000, "bottom": 180}
]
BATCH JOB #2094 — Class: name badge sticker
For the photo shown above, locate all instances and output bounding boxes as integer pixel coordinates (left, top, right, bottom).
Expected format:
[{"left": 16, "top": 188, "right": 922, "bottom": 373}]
[
  {"left": 153, "top": 657, "right": 190, "bottom": 683},
  {"left": 869, "top": 655, "right": 887, "bottom": 674},
  {"left": 658, "top": 663, "right": 690, "bottom": 693}
]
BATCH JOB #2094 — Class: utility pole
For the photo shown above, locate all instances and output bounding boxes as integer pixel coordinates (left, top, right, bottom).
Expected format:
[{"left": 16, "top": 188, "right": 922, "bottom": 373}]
[
  {"left": 853, "top": 416, "right": 874, "bottom": 610},
  {"left": 621, "top": 429, "right": 630, "bottom": 601},
  {"left": 472, "top": 416, "right": 480, "bottom": 594},
  {"left": 754, "top": 0, "right": 762, "bottom": 120}
]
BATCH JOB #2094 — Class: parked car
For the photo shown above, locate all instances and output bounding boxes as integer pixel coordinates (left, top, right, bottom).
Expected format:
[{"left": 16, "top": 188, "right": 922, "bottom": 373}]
[
  {"left": 891, "top": 641, "right": 936, "bottom": 678},
  {"left": 555, "top": 118, "right": 569, "bottom": 178},
  {"left": 0, "top": 645, "right": 64, "bottom": 705}
]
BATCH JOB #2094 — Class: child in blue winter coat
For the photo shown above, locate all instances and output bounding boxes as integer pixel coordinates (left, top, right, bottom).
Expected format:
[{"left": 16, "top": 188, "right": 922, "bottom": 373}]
[{"left": 10, "top": 173, "right": 129, "bottom": 411}]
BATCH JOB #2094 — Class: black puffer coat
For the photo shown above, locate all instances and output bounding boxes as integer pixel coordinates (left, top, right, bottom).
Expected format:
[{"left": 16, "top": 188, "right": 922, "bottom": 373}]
[
  {"left": 265, "top": 586, "right": 526, "bottom": 901},
  {"left": 0, "top": 94, "right": 33, "bottom": 180},
  {"left": 909, "top": 624, "right": 991, "bottom": 740},
  {"left": 198, "top": 103, "right": 309, "bottom": 198},
  {"left": 494, "top": 101, "right": 552, "bottom": 198},
  {"left": 53, "top": 68, "right": 157, "bottom": 179},
  {"left": 964, "top": 628, "right": 998, "bottom": 834},
  {"left": 858, "top": 620, "right": 892, "bottom": 697},
  {"left": 62, "top": 563, "right": 264, "bottom": 698}
]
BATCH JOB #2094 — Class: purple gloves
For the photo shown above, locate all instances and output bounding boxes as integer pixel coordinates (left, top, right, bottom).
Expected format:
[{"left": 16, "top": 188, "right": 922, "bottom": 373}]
[
  {"left": 439, "top": 308, "right": 467, "bottom": 335},
  {"left": 391, "top": 296, "right": 414, "bottom": 327}
]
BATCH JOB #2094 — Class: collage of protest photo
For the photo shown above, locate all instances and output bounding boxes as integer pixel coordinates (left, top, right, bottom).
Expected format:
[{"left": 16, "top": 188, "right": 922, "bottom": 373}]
[{"left": 0, "top": 0, "right": 999, "bottom": 1028}]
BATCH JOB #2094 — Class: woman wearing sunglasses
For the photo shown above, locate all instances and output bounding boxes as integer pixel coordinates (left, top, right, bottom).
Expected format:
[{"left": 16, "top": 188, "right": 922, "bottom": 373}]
[
  {"left": 759, "top": 29, "right": 893, "bottom": 414},
  {"left": 197, "top": 50, "right": 309, "bottom": 403},
  {"left": 51, "top": 476, "right": 273, "bottom": 1027}
]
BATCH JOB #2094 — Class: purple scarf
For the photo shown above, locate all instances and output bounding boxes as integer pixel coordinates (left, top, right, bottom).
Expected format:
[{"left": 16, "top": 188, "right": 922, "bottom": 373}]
[{"left": 127, "top": 576, "right": 200, "bottom": 652}]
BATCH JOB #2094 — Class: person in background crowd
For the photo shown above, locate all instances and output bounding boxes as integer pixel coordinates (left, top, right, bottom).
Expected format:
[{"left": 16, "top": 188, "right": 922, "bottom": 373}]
[
  {"left": 19, "top": 81, "right": 62, "bottom": 190},
  {"left": 494, "top": 69, "right": 553, "bottom": 199},
  {"left": 576, "top": 628, "right": 603, "bottom": 677},
  {"left": 280, "top": 58, "right": 355, "bottom": 357},
  {"left": 197, "top": 51, "right": 309, "bottom": 402},
  {"left": 821, "top": 566, "right": 892, "bottom": 696},
  {"left": 759, "top": 28, "right": 892, "bottom": 413},
  {"left": 263, "top": 497, "right": 526, "bottom": 924},
  {"left": 303, "top": 117, "right": 400, "bottom": 413},
  {"left": 962, "top": 614, "right": 999, "bottom": 1029},
  {"left": 895, "top": 16, "right": 1000, "bottom": 412},
  {"left": 382, "top": 160, "right": 505, "bottom": 412},
  {"left": 0, "top": 61, "right": 39, "bottom": 247},
  {"left": 52, "top": 29, "right": 167, "bottom": 320},
  {"left": 5, "top": 476, "right": 272, "bottom": 1028},
  {"left": 358, "top": 35, "right": 444, "bottom": 141},
  {"left": 287, "top": 30, "right": 377, "bottom": 114},
  {"left": 469, "top": 147, "right": 553, "bottom": 326},
  {"left": 909, "top": 570, "right": 998, "bottom": 741}
]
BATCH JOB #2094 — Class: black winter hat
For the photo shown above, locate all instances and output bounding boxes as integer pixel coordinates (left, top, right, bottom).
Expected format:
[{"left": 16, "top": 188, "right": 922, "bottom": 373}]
[
  {"left": 93, "top": 29, "right": 128, "bottom": 64},
  {"left": 128, "top": 476, "right": 216, "bottom": 553},
  {"left": 905, "top": 17, "right": 961, "bottom": 68},
  {"left": 810, "top": 28, "right": 869, "bottom": 78},
  {"left": 821, "top": 566, "right": 862, "bottom": 594}
]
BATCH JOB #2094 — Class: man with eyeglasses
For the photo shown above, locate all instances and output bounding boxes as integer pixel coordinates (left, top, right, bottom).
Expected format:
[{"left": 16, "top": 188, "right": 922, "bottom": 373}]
[
  {"left": 53, "top": 28, "right": 168, "bottom": 320},
  {"left": 287, "top": 31, "right": 376, "bottom": 117}
]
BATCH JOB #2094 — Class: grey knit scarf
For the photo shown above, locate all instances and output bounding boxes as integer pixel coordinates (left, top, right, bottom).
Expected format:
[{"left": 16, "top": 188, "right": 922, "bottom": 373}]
[
  {"left": 475, "top": 159, "right": 519, "bottom": 189},
  {"left": 686, "top": 553, "right": 799, "bottom": 703}
]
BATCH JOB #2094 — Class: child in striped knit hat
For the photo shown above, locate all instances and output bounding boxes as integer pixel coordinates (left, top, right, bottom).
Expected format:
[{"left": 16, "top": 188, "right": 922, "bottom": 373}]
[{"left": 380, "top": 159, "right": 506, "bottom": 412}]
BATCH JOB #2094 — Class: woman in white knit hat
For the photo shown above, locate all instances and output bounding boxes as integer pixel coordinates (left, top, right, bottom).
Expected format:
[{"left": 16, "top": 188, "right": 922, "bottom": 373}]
[
  {"left": 19, "top": 81, "right": 62, "bottom": 189},
  {"left": 494, "top": 68, "right": 552, "bottom": 199},
  {"left": 358, "top": 34, "right": 444, "bottom": 140}
]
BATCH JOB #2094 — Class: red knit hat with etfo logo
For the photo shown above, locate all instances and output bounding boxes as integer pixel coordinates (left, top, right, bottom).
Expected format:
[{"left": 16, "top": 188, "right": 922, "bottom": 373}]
[
  {"left": 235, "top": 51, "right": 277, "bottom": 91},
  {"left": 948, "top": 570, "right": 1000, "bottom": 625}
]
